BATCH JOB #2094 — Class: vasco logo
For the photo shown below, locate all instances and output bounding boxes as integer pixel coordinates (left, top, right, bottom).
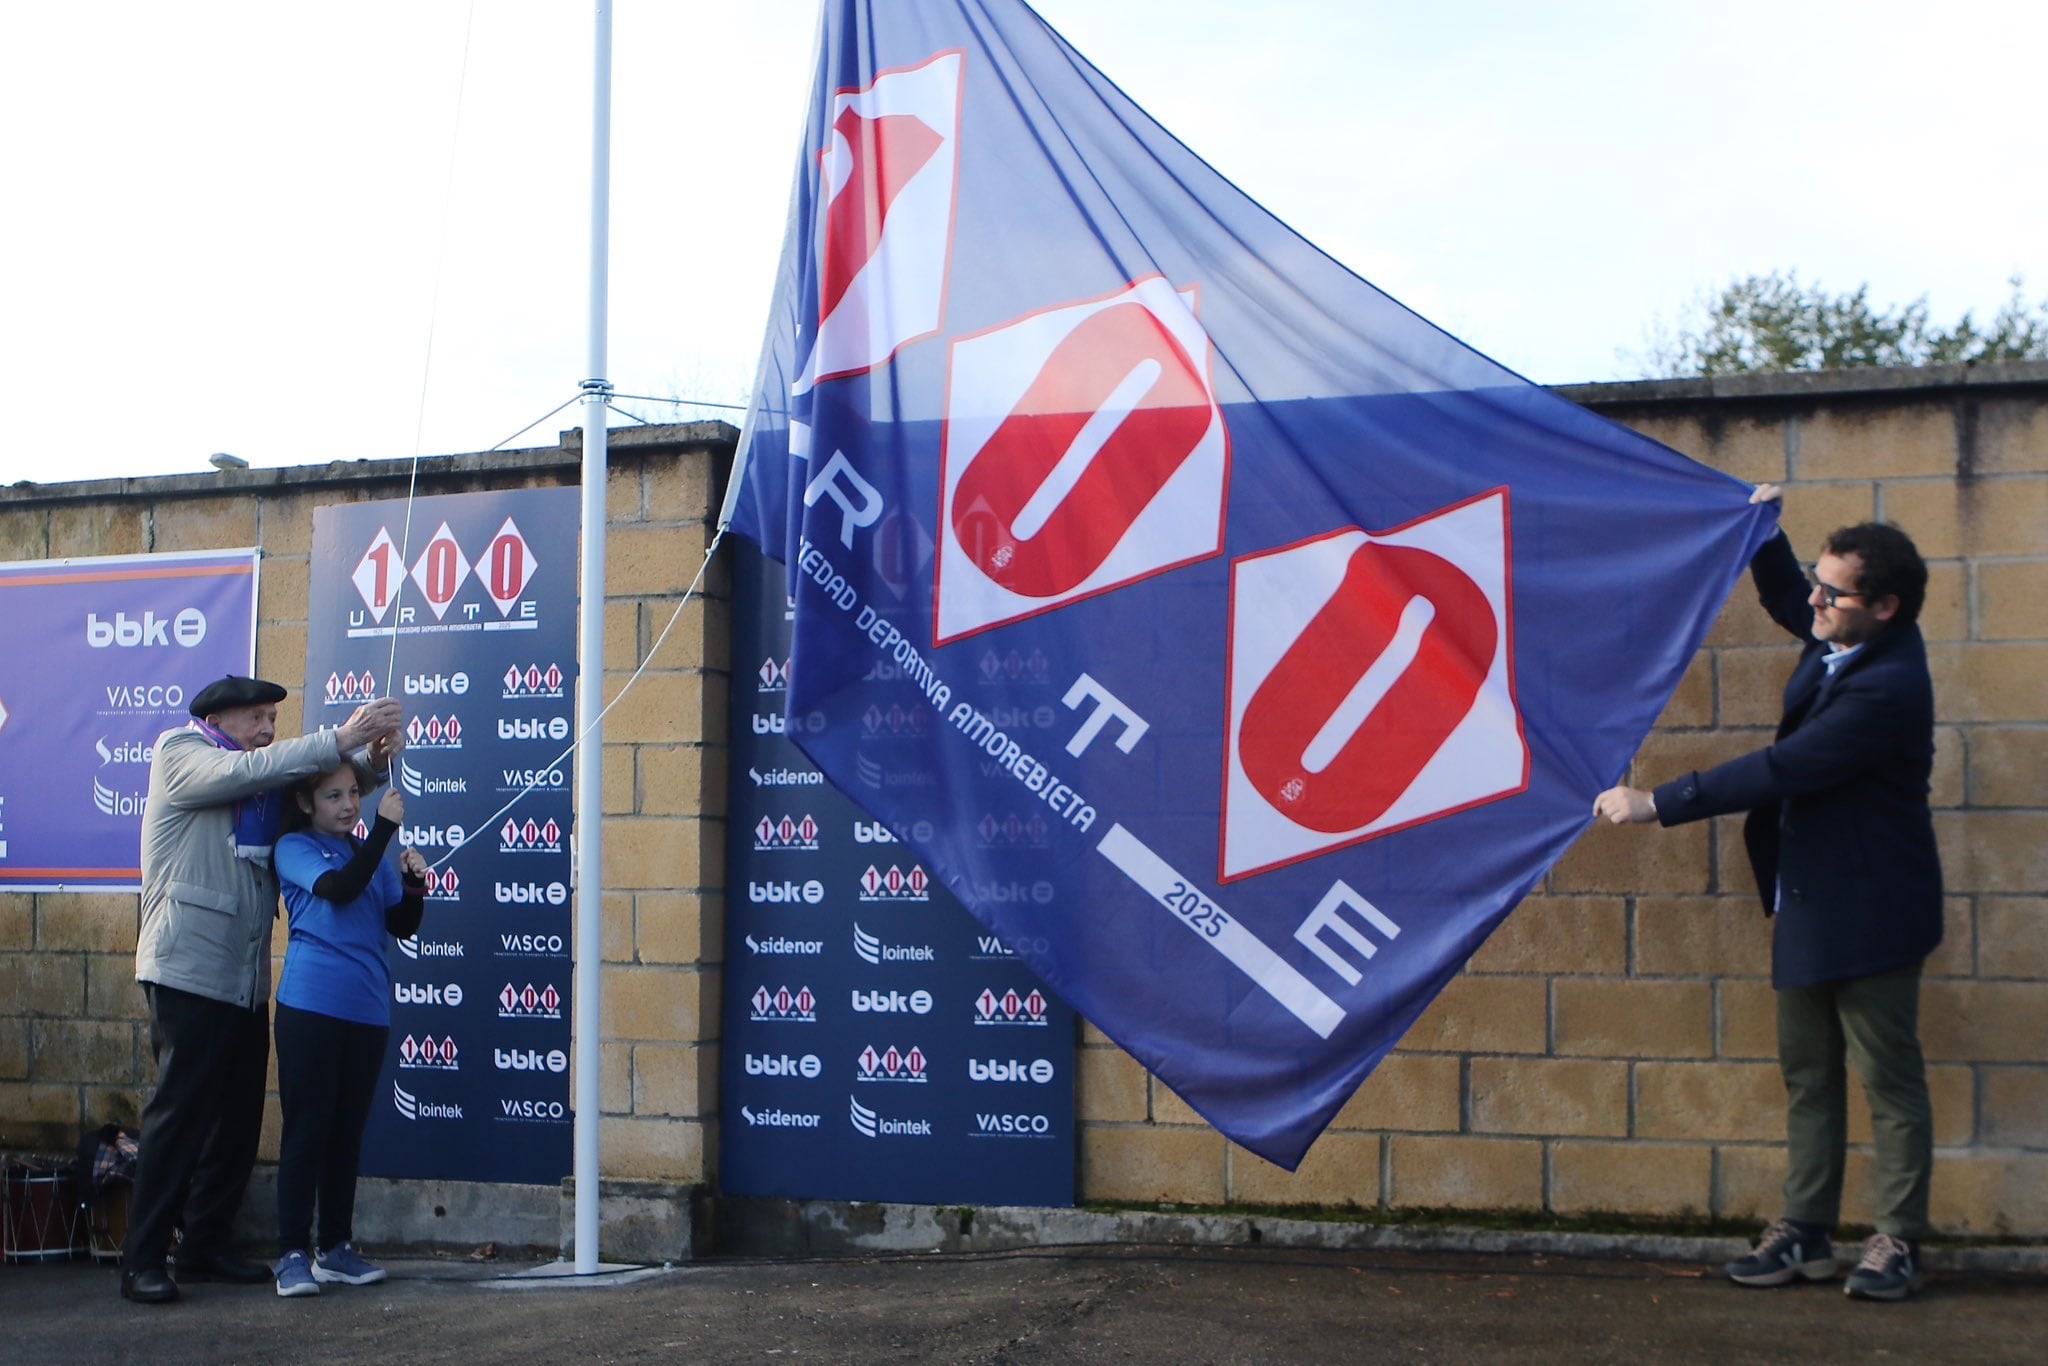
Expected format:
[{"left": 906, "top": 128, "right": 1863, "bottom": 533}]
[
  {"left": 500, "top": 766, "right": 569, "bottom": 793},
  {"left": 498, "top": 932, "right": 567, "bottom": 957},
  {"left": 85, "top": 609, "right": 207, "bottom": 649},
  {"left": 493, "top": 1047, "right": 567, "bottom": 1073},
  {"left": 972, "top": 1112, "right": 1054, "bottom": 1136},
  {"left": 748, "top": 880, "right": 824, "bottom": 905},
  {"left": 744, "top": 1053, "right": 822, "bottom": 1079},
  {"left": 403, "top": 670, "right": 469, "bottom": 696},
  {"left": 851, "top": 988, "right": 932, "bottom": 1015},
  {"left": 498, "top": 716, "right": 570, "bottom": 742},
  {"left": 397, "top": 1034, "right": 459, "bottom": 1071},
  {"left": 495, "top": 880, "right": 568, "bottom": 906},
  {"left": 394, "top": 982, "right": 464, "bottom": 1007},
  {"left": 968, "top": 1058, "right": 1056, "bottom": 1084},
  {"left": 498, "top": 1098, "right": 568, "bottom": 1122},
  {"left": 391, "top": 1080, "right": 462, "bottom": 1122}
]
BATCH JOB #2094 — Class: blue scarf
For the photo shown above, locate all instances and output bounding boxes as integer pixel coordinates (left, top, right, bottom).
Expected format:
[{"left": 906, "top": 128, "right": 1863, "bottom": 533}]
[{"left": 189, "top": 720, "right": 285, "bottom": 866}]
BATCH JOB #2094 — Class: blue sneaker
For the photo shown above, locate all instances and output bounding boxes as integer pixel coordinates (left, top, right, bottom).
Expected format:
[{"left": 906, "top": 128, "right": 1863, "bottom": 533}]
[
  {"left": 274, "top": 1250, "right": 321, "bottom": 1298},
  {"left": 1725, "top": 1219, "right": 1837, "bottom": 1287},
  {"left": 313, "top": 1242, "right": 387, "bottom": 1286},
  {"left": 1844, "top": 1233, "right": 1925, "bottom": 1301}
]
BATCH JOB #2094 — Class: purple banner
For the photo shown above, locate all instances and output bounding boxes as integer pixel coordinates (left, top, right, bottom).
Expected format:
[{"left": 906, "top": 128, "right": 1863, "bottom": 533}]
[{"left": 0, "top": 550, "right": 258, "bottom": 891}]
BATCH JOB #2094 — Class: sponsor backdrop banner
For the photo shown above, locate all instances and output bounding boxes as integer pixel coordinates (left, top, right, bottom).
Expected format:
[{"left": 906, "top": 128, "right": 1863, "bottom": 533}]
[
  {"left": 0, "top": 550, "right": 258, "bottom": 891},
  {"left": 722, "top": 539, "right": 1076, "bottom": 1206},
  {"left": 307, "top": 489, "right": 578, "bottom": 1185},
  {"left": 725, "top": 0, "right": 1777, "bottom": 1168}
]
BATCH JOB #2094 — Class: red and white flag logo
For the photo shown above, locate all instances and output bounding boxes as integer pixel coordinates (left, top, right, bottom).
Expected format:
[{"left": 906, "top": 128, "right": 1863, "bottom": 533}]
[
  {"left": 797, "top": 50, "right": 964, "bottom": 393},
  {"left": 1220, "top": 489, "right": 1525, "bottom": 881},
  {"left": 935, "top": 276, "right": 1227, "bottom": 643}
]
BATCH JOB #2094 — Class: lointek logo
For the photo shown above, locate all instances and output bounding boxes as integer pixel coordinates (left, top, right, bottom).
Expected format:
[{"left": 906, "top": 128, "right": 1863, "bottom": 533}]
[
  {"left": 91, "top": 776, "right": 145, "bottom": 817},
  {"left": 973, "top": 986, "right": 1049, "bottom": 1027},
  {"left": 401, "top": 822, "right": 466, "bottom": 850},
  {"left": 85, "top": 608, "right": 207, "bottom": 649},
  {"left": 968, "top": 1058, "right": 1057, "bottom": 1084},
  {"left": 399, "top": 756, "right": 467, "bottom": 798},
  {"left": 392, "top": 1080, "right": 462, "bottom": 1122},
  {"left": 401, "top": 671, "right": 468, "bottom": 700},
  {"left": 494, "top": 1047, "right": 567, "bottom": 1073},
  {"left": 972, "top": 1112, "right": 1054, "bottom": 1136},
  {"left": 499, "top": 715, "right": 571, "bottom": 742},
  {"left": 498, "top": 816, "right": 562, "bottom": 855},
  {"left": 396, "top": 935, "right": 464, "bottom": 960},
  {"left": 744, "top": 1052, "right": 822, "bottom": 1079},
  {"left": 741, "top": 1106, "right": 822, "bottom": 1129},
  {"left": 856, "top": 1043, "right": 928, "bottom": 1083},
  {"left": 405, "top": 714, "right": 463, "bottom": 750},
  {"left": 853, "top": 923, "right": 935, "bottom": 967},
  {"left": 394, "top": 982, "right": 464, "bottom": 1007},
  {"left": 750, "top": 984, "right": 817, "bottom": 1023},
  {"left": 744, "top": 934, "right": 824, "bottom": 956},
  {"left": 1222, "top": 488, "right": 1523, "bottom": 880},
  {"left": 848, "top": 1094, "right": 932, "bottom": 1139},
  {"left": 851, "top": 988, "right": 932, "bottom": 1016},
  {"left": 495, "top": 879, "right": 568, "bottom": 906},
  {"left": 502, "top": 662, "right": 566, "bottom": 700},
  {"left": 93, "top": 736, "right": 154, "bottom": 766},
  {"left": 749, "top": 879, "right": 824, "bottom": 906},
  {"left": 324, "top": 669, "right": 379, "bottom": 707},
  {"left": 497, "top": 982, "right": 562, "bottom": 1020},
  {"left": 498, "top": 931, "right": 566, "bottom": 957},
  {"left": 858, "top": 864, "right": 929, "bottom": 902},
  {"left": 754, "top": 813, "right": 820, "bottom": 852},
  {"left": 397, "top": 1034, "right": 459, "bottom": 1070}
]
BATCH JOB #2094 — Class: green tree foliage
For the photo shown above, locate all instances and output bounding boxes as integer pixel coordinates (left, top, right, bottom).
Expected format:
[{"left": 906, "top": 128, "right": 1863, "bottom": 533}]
[{"left": 1634, "top": 272, "right": 2048, "bottom": 378}]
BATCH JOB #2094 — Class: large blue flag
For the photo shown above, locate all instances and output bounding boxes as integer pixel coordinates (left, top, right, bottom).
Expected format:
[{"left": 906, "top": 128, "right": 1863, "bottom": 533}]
[{"left": 725, "top": 0, "right": 1777, "bottom": 1168}]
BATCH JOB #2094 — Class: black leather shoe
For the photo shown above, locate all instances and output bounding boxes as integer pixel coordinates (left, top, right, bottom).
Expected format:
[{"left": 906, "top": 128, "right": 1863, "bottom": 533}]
[
  {"left": 178, "top": 1251, "right": 273, "bottom": 1284},
  {"left": 121, "top": 1268, "right": 181, "bottom": 1304}
]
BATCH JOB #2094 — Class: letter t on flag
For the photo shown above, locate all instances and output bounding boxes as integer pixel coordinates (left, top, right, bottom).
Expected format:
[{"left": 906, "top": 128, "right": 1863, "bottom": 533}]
[{"left": 722, "top": 0, "right": 1777, "bottom": 1170}]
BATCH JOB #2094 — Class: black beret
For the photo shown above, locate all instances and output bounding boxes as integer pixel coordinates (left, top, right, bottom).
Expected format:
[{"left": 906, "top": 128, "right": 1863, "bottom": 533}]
[{"left": 189, "top": 675, "right": 288, "bottom": 719}]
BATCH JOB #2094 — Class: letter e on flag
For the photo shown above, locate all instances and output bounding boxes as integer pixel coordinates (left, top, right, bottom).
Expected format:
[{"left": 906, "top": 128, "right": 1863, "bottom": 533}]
[
  {"left": 1221, "top": 489, "right": 1527, "bottom": 880},
  {"left": 935, "top": 276, "right": 1227, "bottom": 643}
]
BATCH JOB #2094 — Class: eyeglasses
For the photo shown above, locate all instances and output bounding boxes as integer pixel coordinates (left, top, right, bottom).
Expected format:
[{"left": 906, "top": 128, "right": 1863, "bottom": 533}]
[{"left": 1807, "top": 572, "right": 1868, "bottom": 609}]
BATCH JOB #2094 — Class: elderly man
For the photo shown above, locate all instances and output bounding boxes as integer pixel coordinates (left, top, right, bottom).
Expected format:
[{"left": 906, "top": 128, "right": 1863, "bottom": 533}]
[
  {"left": 1594, "top": 486, "right": 1941, "bottom": 1302},
  {"left": 120, "top": 675, "right": 402, "bottom": 1305}
]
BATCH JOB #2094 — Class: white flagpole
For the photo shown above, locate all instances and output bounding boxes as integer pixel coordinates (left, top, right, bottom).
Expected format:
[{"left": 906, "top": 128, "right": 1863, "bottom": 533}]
[{"left": 572, "top": 0, "right": 613, "bottom": 1275}]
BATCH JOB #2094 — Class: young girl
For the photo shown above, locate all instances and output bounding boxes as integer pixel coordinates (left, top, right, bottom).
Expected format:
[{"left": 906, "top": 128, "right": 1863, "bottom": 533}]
[{"left": 269, "top": 759, "right": 426, "bottom": 1298}]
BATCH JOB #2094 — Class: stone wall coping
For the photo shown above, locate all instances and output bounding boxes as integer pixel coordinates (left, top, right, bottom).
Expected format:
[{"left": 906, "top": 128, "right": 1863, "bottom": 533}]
[{"left": 1554, "top": 358, "right": 2048, "bottom": 409}]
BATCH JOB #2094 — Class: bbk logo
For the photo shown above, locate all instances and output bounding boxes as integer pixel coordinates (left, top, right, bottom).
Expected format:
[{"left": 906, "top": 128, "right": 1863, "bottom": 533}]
[
  {"left": 972, "top": 1112, "right": 1055, "bottom": 1137},
  {"left": 392, "top": 1080, "right": 462, "bottom": 1122},
  {"left": 495, "top": 879, "right": 568, "bottom": 906},
  {"left": 498, "top": 931, "right": 567, "bottom": 958},
  {"left": 973, "top": 987, "right": 1049, "bottom": 1027},
  {"left": 497, "top": 982, "right": 562, "bottom": 1020},
  {"left": 851, "top": 988, "right": 933, "bottom": 1016},
  {"left": 754, "top": 813, "right": 820, "bottom": 852},
  {"left": 976, "top": 810, "right": 1051, "bottom": 849},
  {"left": 85, "top": 608, "right": 207, "bottom": 649},
  {"left": 394, "top": 982, "right": 465, "bottom": 1007},
  {"left": 852, "top": 821, "right": 896, "bottom": 844},
  {"left": 858, "top": 864, "right": 930, "bottom": 903},
  {"left": 396, "top": 936, "right": 464, "bottom": 961},
  {"left": 856, "top": 1043, "right": 928, "bottom": 1083},
  {"left": 853, "top": 923, "right": 935, "bottom": 966},
  {"left": 324, "top": 670, "right": 379, "bottom": 707},
  {"left": 498, "top": 715, "right": 571, "bottom": 742},
  {"left": 500, "top": 766, "right": 569, "bottom": 793},
  {"left": 744, "top": 934, "right": 825, "bottom": 956},
  {"left": 494, "top": 1047, "right": 568, "bottom": 1073},
  {"left": 748, "top": 879, "right": 824, "bottom": 906},
  {"left": 744, "top": 1052, "right": 822, "bottom": 1079},
  {"left": 420, "top": 865, "right": 461, "bottom": 904},
  {"left": 498, "top": 1098, "right": 569, "bottom": 1123},
  {"left": 970, "top": 879, "right": 1056, "bottom": 906},
  {"left": 757, "top": 657, "right": 790, "bottom": 693},
  {"left": 401, "top": 822, "right": 466, "bottom": 850},
  {"left": 403, "top": 670, "right": 469, "bottom": 697},
  {"left": 968, "top": 1058, "right": 1057, "bottom": 1084},
  {"left": 405, "top": 714, "right": 463, "bottom": 750},
  {"left": 397, "top": 1034, "right": 459, "bottom": 1070},
  {"left": 860, "top": 702, "right": 927, "bottom": 739},
  {"left": 750, "top": 985, "right": 817, "bottom": 1023},
  {"left": 91, "top": 776, "right": 145, "bottom": 817},
  {"left": 498, "top": 816, "right": 563, "bottom": 855},
  {"left": 93, "top": 736, "right": 154, "bottom": 766},
  {"left": 502, "top": 662, "right": 566, "bottom": 700}
]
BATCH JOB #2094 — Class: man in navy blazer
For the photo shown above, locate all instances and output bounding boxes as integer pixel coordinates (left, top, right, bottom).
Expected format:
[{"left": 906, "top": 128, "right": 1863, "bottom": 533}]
[{"left": 1595, "top": 485, "right": 1940, "bottom": 1302}]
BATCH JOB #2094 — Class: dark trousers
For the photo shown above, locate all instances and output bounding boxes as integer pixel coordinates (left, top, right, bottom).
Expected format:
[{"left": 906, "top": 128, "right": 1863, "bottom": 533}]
[
  {"left": 122, "top": 983, "right": 270, "bottom": 1273},
  {"left": 1778, "top": 962, "right": 1934, "bottom": 1239},
  {"left": 274, "top": 1002, "right": 387, "bottom": 1256}
]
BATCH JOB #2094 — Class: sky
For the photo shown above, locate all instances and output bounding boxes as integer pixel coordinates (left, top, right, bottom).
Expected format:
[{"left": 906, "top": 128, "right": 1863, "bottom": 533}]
[{"left": 2, "top": 0, "right": 2042, "bottom": 487}]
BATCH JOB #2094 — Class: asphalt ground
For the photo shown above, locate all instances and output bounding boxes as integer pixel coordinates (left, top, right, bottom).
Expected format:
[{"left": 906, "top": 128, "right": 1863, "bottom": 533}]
[{"left": 4, "top": 1243, "right": 2044, "bottom": 1363}]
